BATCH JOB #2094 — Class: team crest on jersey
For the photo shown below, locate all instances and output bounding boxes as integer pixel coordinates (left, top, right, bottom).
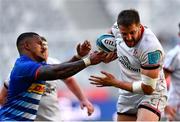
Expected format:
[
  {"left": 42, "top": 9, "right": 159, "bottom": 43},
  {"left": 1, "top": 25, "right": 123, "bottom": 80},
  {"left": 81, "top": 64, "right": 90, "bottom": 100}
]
[
  {"left": 133, "top": 49, "right": 138, "bottom": 57},
  {"left": 148, "top": 50, "right": 161, "bottom": 64},
  {"left": 119, "top": 56, "right": 140, "bottom": 72}
]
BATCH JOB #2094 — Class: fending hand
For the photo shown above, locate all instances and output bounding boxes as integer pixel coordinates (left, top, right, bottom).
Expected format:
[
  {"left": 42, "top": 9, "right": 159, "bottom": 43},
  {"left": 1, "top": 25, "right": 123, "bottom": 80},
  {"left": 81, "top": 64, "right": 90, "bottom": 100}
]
[
  {"left": 87, "top": 51, "right": 106, "bottom": 65},
  {"left": 102, "top": 52, "right": 117, "bottom": 63},
  {"left": 76, "top": 40, "right": 91, "bottom": 57},
  {"left": 89, "top": 71, "right": 118, "bottom": 87}
]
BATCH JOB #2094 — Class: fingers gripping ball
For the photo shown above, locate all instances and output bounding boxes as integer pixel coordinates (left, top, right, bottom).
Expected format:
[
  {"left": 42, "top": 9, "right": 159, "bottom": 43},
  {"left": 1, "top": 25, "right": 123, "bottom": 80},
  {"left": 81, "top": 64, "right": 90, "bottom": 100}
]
[{"left": 96, "top": 34, "right": 116, "bottom": 52}]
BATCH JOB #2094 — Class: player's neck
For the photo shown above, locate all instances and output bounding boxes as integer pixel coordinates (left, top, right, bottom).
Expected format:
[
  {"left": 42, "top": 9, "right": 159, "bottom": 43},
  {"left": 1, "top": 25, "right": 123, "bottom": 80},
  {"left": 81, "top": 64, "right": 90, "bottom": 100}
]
[{"left": 139, "top": 25, "right": 144, "bottom": 40}]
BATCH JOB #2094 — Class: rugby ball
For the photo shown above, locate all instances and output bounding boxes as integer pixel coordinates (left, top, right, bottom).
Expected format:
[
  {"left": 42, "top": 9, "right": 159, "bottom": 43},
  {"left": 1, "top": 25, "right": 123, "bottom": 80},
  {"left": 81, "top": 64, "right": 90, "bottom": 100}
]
[{"left": 96, "top": 34, "right": 116, "bottom": 52}]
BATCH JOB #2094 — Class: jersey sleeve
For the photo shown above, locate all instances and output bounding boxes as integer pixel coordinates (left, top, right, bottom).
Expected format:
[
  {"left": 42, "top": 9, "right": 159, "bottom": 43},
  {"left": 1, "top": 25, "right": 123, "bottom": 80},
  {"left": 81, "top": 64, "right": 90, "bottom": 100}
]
[
  {"left": 11, "top": 61, "right": 42, "bottom": 82},
  {"left": 139, "top": 36, "right": 164, "bottom": 69}
]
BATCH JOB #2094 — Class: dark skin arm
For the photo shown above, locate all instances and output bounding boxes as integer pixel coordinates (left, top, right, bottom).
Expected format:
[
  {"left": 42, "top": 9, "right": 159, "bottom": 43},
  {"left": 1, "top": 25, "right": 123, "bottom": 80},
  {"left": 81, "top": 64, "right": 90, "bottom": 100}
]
[
  {"left": 37, "top": 60, "right": 86, "bottom": 80},
  {"left": 37, "top": 40, "right": 93, "bottom": 81},
  {"left": 36, "top": 51, "right": 106, "bottom": 81}
]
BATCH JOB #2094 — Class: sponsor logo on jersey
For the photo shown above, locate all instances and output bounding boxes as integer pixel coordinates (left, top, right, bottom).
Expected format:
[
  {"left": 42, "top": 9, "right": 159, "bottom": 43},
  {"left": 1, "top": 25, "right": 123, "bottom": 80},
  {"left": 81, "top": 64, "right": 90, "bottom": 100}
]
[
  {"left": 28, "top": 83, "right": 45, "bottom": 94},
  {"left": 119, "top": 56, "right": 140, "bottom": 72}
]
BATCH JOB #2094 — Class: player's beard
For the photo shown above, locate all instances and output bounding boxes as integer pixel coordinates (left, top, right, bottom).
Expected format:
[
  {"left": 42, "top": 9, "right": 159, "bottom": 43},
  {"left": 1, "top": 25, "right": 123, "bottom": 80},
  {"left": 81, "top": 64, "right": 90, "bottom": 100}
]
[{"left": 124, "top": 39, "right": 137, "bottom": 47}]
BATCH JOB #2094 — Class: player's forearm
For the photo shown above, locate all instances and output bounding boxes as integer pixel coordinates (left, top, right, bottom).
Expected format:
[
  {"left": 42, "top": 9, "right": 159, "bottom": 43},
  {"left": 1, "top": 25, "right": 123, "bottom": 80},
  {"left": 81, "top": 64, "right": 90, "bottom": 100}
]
[
  {"left": 114, "top": 80, "right": 133, "bottom": 92},
  {"left": 65, "top": 78, "right": 87, "bottom": 101},
  {"left": 115, "top": 80, "right": 155, "bottom": 95},
  {"left": 38, "top": 60, "right": 87, "bottom": 80}
]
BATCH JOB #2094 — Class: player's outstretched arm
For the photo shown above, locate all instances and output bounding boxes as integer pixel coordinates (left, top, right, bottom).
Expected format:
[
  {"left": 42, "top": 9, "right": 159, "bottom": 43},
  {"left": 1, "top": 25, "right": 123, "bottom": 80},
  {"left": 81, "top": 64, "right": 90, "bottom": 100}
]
[
  {"left": 36, "top": 51, "right": 106, "bottom": 81},
  {"left": 64, "top": 77, "right": 94, "bottom": 116},
  {"left": 89, "top": 71, "right": 133, "bottom": 92},
  {"left": 89, "top": 68, "right": 160, "bottom": 95}
]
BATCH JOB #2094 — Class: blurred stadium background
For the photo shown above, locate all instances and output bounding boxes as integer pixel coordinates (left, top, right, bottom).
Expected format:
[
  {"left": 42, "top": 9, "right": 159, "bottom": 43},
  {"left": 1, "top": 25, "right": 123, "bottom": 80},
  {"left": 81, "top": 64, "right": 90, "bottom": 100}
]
[{"left": 0, "top": 0, "right": 180, "bottom": 121}]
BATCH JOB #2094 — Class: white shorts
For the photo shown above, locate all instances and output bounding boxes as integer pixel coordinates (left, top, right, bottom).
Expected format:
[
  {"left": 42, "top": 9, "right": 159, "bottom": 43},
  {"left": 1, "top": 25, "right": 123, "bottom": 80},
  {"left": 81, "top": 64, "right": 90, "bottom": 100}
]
[{"left": 116, "top": 91, "right": 167, "bottom": 119}]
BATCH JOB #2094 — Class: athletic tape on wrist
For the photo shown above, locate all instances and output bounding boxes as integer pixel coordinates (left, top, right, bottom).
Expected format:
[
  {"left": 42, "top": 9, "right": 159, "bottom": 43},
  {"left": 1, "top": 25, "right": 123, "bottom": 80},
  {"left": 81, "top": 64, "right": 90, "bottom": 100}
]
[
  {"left": 141, "top": 74, "right": 157, "bottom": 89},
  {"left": 132, "top": 75, "right": 157, "bottom": 93},
  {"left": 132, "top": 81, "right": 143, "bottom": 93},
  {"left": 83, "top": 57, "right": 91, "bottom": 66}
]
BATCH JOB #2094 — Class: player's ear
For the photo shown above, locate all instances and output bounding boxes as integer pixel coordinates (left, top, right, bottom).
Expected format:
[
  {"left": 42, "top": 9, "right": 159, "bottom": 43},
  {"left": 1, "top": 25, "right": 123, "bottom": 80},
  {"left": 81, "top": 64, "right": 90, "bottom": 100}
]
[
  {"left": 23, "top": 41, "right": 31, "bottom": 51},
  {"left": 139, "top": 24, "right": 142, "bottom": 28}
]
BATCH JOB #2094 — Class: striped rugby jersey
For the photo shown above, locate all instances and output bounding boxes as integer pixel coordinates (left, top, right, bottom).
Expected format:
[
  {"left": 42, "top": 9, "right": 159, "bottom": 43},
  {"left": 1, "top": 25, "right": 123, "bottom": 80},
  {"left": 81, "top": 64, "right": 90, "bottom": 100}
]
[{"left": 0, "top": 55, "right": 46, "bottom": 121}]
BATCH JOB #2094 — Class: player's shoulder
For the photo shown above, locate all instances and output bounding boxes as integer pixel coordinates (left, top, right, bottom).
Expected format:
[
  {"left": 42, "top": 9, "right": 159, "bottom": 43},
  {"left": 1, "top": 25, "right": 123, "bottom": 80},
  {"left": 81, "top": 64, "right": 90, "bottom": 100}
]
[
  {"left": 47, "top": 57, "right": 61, "bottom": 64},
  {"left": 142, "top": 27, "right": 159, "bottom": 43},
  {"left": 139, "top": 27, "right": 162, "bottom": 49}
]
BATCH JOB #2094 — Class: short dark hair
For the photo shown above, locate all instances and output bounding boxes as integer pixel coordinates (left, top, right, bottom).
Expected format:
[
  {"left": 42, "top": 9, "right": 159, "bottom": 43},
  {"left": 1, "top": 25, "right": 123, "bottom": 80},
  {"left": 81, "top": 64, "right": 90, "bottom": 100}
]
[
  {"left": 16, "top": 32, "right": 39, "bottom": 47},
  {"left": 41, "top": 36, "right": 47, "bottom": 42},
  {"left": 117, "top": 9, "right": 140, "bottom": 27}
]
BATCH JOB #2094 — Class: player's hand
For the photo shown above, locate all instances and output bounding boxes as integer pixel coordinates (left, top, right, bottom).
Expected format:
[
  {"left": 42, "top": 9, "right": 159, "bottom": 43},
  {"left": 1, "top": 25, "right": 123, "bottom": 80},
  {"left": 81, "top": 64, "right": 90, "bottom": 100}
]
[
  {"left": 76, "top": 40, "right": 91, "bottom": 57},
  {"left": 89, "top": 51, "right": 107, "bottom": 65},
  {"left": 89, "top": 71, "right": 119, "bottom": 87},
  {"left": 80, "top": 99, "right": 94, "bottom": 116},
  {"left": 102, "top": 52, "right": 117, "bottom": 63},
  {"left": 164, "top": 105, "right": 176, "bottom": 121}
]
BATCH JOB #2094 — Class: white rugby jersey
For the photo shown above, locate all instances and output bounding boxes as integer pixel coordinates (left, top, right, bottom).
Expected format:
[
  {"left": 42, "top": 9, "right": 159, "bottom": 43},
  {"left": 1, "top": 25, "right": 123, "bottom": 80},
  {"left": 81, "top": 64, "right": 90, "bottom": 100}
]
[
  {"left": 111, "top": 23, "right": 167, "bottom": 95},
  {"left": 163, "top": 44, "right": 180, "bottom": 104},
  {"left": 35, "top": 57, "right": 61, "bottom": 121}
]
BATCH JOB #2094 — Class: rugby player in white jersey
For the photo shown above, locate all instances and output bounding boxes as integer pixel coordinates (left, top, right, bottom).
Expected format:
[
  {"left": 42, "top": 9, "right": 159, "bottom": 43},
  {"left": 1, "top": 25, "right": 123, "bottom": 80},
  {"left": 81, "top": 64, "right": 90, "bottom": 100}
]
[
  {"left": 0, "top": 37, "right": 94, "bottom": 121},
  {"left": 89, "top": 9, "right": 167, "bottom": 121},
  {"left": 163, "top": 23, "right": 180, "bottom": 121}
]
